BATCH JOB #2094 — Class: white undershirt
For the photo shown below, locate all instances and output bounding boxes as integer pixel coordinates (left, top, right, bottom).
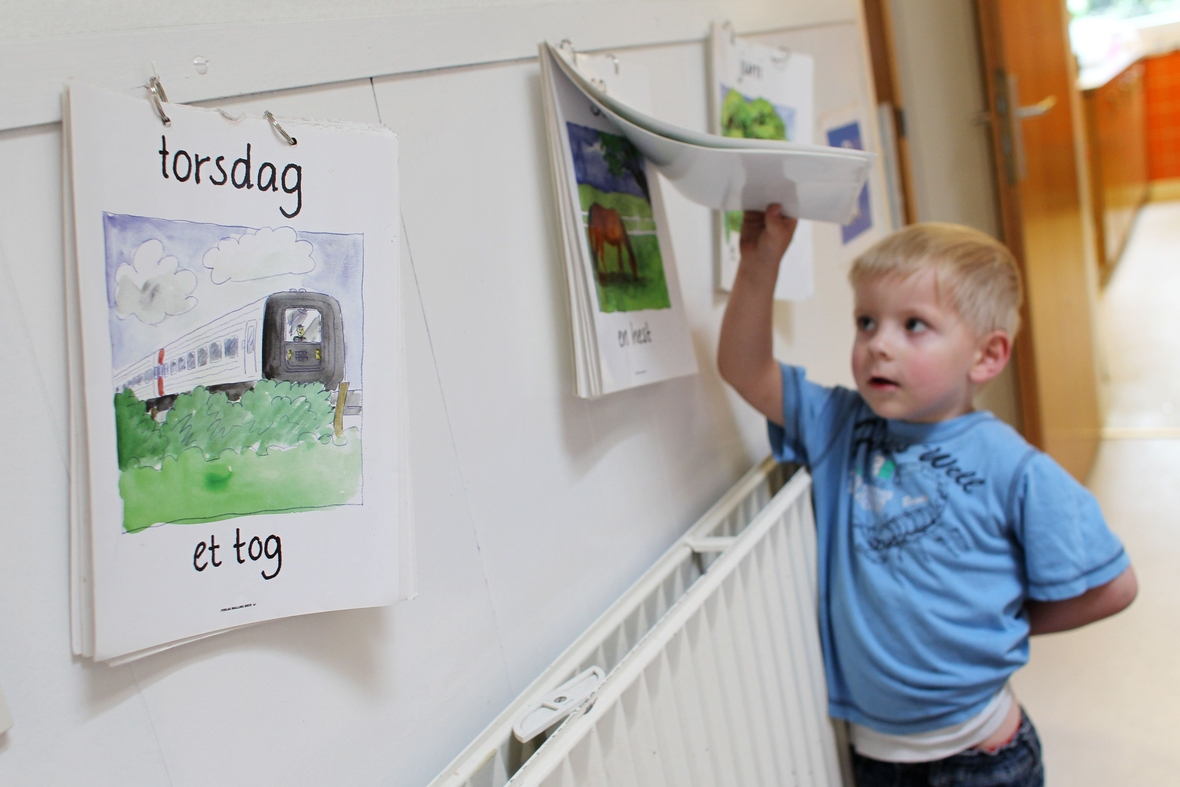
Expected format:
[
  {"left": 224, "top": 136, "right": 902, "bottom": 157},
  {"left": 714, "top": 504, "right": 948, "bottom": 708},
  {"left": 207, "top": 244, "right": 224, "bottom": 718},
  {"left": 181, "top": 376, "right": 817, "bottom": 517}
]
[{"left": 850, "top": 684, "right": 1016, "bottom": 763}]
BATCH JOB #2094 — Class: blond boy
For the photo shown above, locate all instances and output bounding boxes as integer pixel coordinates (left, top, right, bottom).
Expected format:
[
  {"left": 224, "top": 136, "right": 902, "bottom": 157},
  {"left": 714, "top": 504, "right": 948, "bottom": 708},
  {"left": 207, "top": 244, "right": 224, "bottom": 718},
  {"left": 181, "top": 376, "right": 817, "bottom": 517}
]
[{"left": 718, "top": 208, "right": 1137, "bottom": 786}]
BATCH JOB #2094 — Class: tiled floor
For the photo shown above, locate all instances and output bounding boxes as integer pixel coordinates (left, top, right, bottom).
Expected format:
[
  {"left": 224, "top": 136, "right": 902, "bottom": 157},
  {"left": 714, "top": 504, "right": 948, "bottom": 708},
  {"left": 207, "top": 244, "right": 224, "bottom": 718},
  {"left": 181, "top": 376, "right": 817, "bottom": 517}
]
[
  {"left": 1101, "top": 200, "right": 1180, "bottom": 432},
  {"left": 1009, "top": 201, "right": 1180, "bottom": 785}
]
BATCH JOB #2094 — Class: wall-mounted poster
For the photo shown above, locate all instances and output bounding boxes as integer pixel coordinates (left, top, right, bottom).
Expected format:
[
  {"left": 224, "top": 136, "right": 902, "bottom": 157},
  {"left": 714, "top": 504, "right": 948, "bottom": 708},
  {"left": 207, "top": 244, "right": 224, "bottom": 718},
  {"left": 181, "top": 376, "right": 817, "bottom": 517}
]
[
  {"left": 539, "top": 45, "right": 698, "bottom": 398},
  {"left": 64, "top": 82, "right": 413, "bottom": 662},
  {"left": 709, "top": 23, "right": 816, "bottom": 301}
]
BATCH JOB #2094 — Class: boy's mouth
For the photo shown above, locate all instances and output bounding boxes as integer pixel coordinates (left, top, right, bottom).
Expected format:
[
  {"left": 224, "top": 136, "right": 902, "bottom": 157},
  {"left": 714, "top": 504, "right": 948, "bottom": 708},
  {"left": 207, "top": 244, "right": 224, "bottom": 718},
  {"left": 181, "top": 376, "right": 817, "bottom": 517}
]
[{"left": 868, "top": 376, "right": 899, "bottom": 390}]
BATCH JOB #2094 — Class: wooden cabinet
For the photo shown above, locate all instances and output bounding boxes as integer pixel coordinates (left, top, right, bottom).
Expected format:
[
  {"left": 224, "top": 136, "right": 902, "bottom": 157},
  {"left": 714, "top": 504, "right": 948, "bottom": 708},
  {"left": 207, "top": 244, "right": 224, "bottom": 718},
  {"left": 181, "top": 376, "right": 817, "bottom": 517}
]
[{"left": 1084, "top": 61, "right": 1149, "bottom": 283}]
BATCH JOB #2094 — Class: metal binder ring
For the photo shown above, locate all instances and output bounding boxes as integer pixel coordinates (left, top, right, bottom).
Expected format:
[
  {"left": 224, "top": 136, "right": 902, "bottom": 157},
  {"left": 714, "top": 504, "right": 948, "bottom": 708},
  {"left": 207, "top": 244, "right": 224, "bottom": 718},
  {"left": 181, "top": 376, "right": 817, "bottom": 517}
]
[
  {"left": 264, "top": 111, "right": 298, "bottom": 146},
  {"left": 608, "top": 54, "right": 620, "bottom": 74},
  {"left": 559, "top": 39, "right": 577, "bottom": 58},
  {"left": 146, "top": 76, "right": 171, "bottom": 127}
]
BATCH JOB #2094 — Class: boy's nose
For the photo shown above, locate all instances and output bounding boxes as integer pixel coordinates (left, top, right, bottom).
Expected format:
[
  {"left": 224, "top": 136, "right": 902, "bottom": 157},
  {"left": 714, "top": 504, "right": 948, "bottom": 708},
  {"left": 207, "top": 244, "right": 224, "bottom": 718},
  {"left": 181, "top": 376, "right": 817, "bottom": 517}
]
[{"left": 868, "top": 332, "right": 894, "bottom": 358}]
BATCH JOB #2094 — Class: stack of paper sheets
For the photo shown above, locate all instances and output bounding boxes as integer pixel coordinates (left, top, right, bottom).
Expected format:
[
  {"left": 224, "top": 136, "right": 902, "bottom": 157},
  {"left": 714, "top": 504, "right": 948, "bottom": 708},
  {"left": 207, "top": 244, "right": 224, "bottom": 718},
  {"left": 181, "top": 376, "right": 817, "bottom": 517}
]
[
  {"left": 539, "top": 41, "right": 874, "bottom": 397},
  {"left": 539, "top": 44, "right": 699, "bottom": 398},
  {"left": 63, "top": 82, "right": 415, "bottom": 663},
  {"left": 543, "top": 41, "right": 874, "bottom": 219}
]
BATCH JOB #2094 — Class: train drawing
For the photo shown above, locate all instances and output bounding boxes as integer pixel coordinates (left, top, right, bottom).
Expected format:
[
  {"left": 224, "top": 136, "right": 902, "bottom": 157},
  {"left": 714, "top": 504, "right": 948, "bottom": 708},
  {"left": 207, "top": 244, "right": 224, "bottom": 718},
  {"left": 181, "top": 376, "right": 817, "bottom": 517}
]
[{"left": 113, "top": 290, "right": 345, "bottom": 411}]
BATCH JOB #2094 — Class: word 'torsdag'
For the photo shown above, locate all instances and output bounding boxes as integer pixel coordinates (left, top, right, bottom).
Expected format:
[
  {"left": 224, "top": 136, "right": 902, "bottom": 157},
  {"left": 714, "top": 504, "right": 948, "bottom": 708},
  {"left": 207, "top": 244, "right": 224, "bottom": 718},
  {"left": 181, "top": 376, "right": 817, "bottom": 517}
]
[{"left": 158, "top": 136, "right": 303, "bottom": 218}]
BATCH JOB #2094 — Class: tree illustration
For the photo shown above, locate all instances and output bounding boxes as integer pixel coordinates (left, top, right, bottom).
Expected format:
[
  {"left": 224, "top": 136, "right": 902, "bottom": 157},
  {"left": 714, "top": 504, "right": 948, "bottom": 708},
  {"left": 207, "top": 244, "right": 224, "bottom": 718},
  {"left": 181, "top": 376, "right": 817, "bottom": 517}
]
[
  {"left": 600, "top": 134, "right": 651, "bottom": 202},
  {"left": 721, "top": 91, "right": 787, "bottom": 141}
]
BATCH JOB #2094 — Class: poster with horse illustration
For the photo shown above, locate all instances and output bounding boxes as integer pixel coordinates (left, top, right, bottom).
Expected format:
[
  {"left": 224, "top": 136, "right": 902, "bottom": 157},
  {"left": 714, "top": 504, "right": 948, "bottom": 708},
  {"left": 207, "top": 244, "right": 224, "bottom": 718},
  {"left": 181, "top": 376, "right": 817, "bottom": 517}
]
[
  {"left": 65, "top": 81, "right": 412, "bottom": 662},
  {"left": 543, "top": 47, "right": 697, "bottom": 396}
]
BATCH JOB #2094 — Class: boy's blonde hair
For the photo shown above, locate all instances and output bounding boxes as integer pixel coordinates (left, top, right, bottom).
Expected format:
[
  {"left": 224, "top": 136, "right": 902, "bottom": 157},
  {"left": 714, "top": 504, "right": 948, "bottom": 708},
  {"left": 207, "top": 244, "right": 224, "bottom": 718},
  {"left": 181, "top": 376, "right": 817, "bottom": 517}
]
[{"left": 849, "top": 223, "right": 1023, "bottom": 337}]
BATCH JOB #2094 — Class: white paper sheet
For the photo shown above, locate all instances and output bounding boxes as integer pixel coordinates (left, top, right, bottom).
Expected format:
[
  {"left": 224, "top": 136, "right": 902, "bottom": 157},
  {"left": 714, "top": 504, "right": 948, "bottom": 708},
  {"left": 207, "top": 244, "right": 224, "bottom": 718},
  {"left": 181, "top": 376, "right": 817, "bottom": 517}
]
[
  {"left": 545, "top": 43, "right": 874, "bottom": 222},
  {"left": 65, "top": 82, "right": 409, "bottom": 661}
]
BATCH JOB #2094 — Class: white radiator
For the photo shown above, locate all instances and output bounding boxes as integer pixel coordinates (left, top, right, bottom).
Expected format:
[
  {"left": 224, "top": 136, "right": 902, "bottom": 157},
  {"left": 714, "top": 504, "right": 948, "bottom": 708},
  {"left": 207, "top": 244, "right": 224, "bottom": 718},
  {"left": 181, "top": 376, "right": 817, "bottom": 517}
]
[{"left": 430, "top": 459, "right": 848, "bottom": 787}]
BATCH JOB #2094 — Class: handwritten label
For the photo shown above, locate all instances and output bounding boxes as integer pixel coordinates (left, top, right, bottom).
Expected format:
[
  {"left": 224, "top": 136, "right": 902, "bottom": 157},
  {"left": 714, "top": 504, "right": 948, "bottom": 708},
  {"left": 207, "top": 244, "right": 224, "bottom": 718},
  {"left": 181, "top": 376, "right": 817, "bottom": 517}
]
[
  {"left": 739, "top": 60, "right": 764, "bottom": 82},
  {"left": 193, "top": 527, "right": 282, "bottom": 580},
  {"left": 617, "top": 321, "right": 653, "bottom": 347},
  {"left": 158, "top": 136, "right": 303, "bottom": 218}
]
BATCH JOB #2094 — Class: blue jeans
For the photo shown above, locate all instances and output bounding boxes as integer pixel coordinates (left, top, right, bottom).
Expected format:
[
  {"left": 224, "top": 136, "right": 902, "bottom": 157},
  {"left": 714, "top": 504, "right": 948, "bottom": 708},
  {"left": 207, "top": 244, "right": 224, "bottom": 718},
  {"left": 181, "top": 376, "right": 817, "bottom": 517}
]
[{"left": 851, "top": 711, "right": 1044, "bottom": 787}]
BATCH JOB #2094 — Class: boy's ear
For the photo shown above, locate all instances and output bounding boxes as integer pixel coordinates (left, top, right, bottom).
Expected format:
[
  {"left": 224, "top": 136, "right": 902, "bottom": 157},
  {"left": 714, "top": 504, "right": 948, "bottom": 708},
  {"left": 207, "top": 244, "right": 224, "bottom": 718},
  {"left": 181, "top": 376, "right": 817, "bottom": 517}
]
[{"left": 969, "top": 330, "right": 1012, "bottom": 385}]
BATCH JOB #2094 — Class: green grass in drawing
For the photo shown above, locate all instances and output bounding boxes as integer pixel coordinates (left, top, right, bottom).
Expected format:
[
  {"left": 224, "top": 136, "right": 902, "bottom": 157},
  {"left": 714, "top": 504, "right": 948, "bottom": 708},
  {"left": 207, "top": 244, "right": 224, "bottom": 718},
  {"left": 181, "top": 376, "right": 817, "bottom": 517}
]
[
  {"left": 114, "top": 381, "right": 360, "bottom": 532},
  {"left": 119, "top": 436, "right": 361, "bottom": 533}
]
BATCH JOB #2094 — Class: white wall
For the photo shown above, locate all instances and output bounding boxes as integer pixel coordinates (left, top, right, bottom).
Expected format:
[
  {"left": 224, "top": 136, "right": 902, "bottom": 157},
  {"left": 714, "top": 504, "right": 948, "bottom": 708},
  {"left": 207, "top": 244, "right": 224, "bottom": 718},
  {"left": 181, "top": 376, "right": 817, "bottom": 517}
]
[
  {"left": 0, "top": 4, "right": 878, "bottom": 785},
  {"left": 887, "top": 0, "right": 1021, "bottom": 428},
  {"left": 889, "top": 0, "right": 997, "bottom": 235}
]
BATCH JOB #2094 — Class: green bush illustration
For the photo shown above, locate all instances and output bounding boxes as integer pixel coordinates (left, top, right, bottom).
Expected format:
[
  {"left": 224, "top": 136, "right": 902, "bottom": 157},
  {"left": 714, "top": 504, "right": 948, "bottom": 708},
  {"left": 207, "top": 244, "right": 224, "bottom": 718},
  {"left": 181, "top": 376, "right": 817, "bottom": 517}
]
[
  {"left": 112, "top": 382, "right": 357, "bottom": 532},
  {"left": 721, "top": 90, "right": 788, "bottom": 141},
  {"left": 115, "top": 381, "right": 336, "bottom": 470},
  {"left": 115, "top": 388, "right": 167, "bottom": 471}
]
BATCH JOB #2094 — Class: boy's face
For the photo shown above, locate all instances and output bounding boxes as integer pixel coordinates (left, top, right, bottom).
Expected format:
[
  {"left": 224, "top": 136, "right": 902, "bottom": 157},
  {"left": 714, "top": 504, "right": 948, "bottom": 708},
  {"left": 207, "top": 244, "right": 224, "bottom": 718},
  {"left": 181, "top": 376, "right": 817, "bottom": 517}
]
[{"left": 851, "top": 268, "right": 989, "bottom": 423}]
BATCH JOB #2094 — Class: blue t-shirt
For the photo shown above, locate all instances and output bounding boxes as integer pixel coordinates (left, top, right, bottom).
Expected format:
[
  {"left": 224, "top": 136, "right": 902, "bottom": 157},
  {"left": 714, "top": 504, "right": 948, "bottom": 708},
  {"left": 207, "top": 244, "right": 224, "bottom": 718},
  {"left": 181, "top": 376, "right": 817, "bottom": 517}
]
[{"left": 768, "top": 364, "right": 1129, "bottom": 735}]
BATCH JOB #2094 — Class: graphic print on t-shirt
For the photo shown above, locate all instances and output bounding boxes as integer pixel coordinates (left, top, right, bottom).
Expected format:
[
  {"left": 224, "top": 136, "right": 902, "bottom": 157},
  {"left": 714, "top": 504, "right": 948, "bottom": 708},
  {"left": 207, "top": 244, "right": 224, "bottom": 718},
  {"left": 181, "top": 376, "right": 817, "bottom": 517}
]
[
  {"left": 848, "top": 418, "right": 982, "bottom": 562},
  {"left": 851, "top": 459, "right": 949, "bottom": 560}
]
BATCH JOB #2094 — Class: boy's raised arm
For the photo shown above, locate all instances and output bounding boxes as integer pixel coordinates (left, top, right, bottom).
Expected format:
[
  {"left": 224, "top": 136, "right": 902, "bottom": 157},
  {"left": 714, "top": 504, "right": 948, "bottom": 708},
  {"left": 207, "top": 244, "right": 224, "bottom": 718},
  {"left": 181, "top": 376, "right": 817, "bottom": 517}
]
[{"left": 717, "top": 206, "right": 797, "bottom": 426}]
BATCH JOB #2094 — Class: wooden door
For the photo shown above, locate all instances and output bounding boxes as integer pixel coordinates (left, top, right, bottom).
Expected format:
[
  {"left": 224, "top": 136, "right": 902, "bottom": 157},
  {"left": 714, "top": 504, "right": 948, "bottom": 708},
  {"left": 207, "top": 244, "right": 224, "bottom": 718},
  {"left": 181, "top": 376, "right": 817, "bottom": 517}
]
[
  {"left": 862, "top": 0, "right": 918, "bottom": 225},
  {"left": 975, "top": 0, "right": 1103, "bottom": 480}
]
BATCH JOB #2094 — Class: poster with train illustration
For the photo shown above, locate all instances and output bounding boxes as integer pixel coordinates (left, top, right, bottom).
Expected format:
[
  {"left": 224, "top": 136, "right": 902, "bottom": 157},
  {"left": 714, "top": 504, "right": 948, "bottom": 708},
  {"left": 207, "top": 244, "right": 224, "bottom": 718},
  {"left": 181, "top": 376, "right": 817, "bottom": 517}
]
[
  {"left": 548, "top": 49, "right": 698, "bottom": 395},
  {"left": 65, "top": 81, "right": 410, "bottom": 662},
  {"left": 709, "top": 24, "right": 816, "bottom": 301},
  {"left": 105, "top": 215, "right": 364, "bottom": 533}
]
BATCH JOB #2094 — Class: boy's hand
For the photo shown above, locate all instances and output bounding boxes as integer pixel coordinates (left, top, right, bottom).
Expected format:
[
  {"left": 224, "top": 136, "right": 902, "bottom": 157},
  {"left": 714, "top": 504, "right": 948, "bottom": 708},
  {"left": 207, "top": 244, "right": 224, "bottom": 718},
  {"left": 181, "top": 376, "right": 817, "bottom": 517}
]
[{"left": 739, "top": 205, "right": 799, "bottom": 270}]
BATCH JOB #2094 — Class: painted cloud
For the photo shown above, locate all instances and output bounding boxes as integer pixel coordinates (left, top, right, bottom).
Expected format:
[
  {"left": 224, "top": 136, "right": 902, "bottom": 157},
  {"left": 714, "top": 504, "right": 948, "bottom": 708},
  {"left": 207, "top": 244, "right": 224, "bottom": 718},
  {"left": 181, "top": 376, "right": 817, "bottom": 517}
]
[
  {"left": 114, "top": 239, "right": 198, "bottom": 325},
  {"left": 202, "top": 226, "right": 315, "bottom": 284}
]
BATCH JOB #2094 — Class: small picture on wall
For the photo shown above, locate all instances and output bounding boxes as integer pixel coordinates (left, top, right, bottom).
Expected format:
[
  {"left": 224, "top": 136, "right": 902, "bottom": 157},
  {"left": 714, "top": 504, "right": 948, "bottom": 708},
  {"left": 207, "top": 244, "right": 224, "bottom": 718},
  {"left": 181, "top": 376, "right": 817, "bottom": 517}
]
[
  {"left": 708, "top": 24, "right": 816, "bottom": 301},
  {"left": 826, "top": 119, "right": 873, "bottom": 244}
]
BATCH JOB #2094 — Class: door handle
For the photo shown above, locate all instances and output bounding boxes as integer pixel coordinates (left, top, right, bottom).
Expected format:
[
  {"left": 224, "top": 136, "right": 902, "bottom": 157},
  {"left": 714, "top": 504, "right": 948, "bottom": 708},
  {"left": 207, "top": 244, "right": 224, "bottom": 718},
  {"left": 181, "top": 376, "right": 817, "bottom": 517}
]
[
  {"left": 1016, "top": 95, "right": 1057, "bottom": 119},
  {"left": 1000, "top": 73, "right": 1055, "bottom": 182}
]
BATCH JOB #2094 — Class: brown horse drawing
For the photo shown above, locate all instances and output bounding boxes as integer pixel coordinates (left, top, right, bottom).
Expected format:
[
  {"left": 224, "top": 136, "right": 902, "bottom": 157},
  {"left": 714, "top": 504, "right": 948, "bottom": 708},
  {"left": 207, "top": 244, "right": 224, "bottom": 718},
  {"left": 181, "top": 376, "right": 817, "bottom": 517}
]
[{"left": 586, "top": 203, "right": 638, "bottom": 282}]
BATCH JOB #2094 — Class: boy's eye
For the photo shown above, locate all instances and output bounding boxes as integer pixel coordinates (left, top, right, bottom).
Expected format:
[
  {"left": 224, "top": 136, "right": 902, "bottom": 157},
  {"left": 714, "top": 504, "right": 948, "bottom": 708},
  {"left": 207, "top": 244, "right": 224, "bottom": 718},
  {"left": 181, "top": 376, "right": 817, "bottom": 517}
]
[
  {"left": 905, "top": 317, "right": 929, "bottom": 333},
  {"left": 856, "top": 316, "right": 875, "bottom": 331}
]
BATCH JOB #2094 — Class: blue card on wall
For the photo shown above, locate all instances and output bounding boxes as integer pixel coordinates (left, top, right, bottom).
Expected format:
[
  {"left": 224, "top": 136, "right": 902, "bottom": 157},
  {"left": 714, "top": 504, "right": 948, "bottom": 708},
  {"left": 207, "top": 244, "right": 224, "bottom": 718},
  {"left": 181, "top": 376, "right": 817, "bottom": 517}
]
[{"left": 826, "top": 120, "right": 872, "bottom": 244}]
